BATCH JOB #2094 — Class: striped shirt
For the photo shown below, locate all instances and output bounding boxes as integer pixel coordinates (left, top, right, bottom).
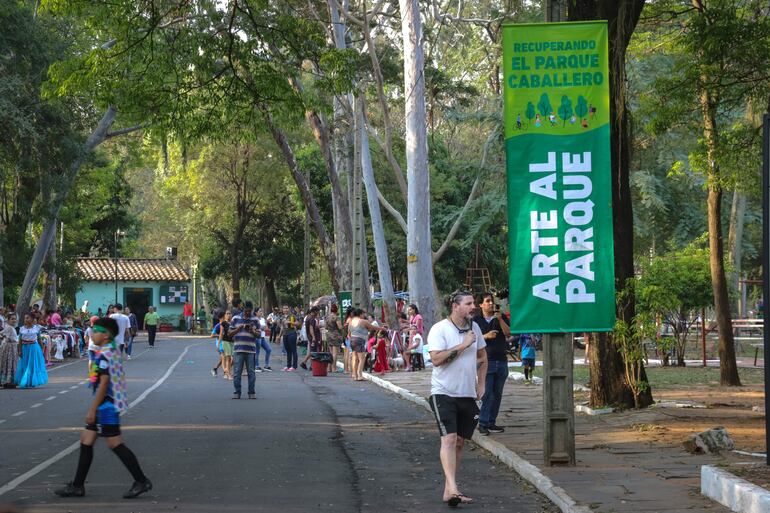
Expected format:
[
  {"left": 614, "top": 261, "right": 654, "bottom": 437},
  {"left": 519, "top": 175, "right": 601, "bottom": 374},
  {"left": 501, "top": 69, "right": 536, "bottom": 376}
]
[{"left": 230, "top": 315, "right": 259, "bottom": 353}]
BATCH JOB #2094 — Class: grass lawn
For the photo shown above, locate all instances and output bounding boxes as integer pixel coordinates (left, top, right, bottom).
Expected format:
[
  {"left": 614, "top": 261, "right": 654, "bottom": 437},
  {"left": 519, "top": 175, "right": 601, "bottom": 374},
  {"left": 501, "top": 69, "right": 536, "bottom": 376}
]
[{"left": 530, "top": 364, "right": 765, "bottom": 388}]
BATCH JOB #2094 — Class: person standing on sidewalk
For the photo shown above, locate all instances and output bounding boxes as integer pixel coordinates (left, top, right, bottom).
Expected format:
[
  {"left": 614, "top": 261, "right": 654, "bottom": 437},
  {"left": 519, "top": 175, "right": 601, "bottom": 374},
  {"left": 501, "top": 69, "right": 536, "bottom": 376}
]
[
  {"left": 125, "top": 307, "right": 138, "bottom": 358},
  {"left": 228, "top": 301, "right": 258, "bottom": 399},
  {"left": 183, "top": 301, "right": 193, "bottom": 334},
  {"left": 299, "top": 307, "right": 322, "bottom": 370},
  {"left": 473, "top": 292, "right": 510, "bottom": 436},
  {"left": 427, "top": 290, "right": 487, "bottom": 507},
  {"left": 144, "top": 306, "right": 158, "bottom": 348},
  {"left": 109, "top": 304, "right": 131, "bottom": 358},
  {"left": 253, "top": 307, "right": 272, "bottom": 372},
  {"left": 280, "top": 305, "right": 300, "bottom": 371}
]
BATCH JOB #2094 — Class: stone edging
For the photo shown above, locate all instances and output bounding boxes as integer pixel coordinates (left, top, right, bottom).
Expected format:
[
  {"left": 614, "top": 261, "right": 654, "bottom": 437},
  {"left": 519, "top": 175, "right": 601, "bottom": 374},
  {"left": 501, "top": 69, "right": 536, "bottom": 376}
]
[
  {"left": 356, "top": 367, "right": 591, "bottom": 513},
  {"left": 701, "top": 465, "right": 770, "bottom": 513}
]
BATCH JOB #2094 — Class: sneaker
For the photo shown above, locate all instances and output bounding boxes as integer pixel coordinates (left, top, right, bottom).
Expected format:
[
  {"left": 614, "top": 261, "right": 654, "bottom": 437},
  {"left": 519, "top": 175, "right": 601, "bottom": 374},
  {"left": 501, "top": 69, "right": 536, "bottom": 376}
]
[
  {"left": 211, "top": 368, "right": 217, "bottom": 377},
  {"left": 123, "top": 479, "right": 152, "bottom": 499},
  {"left": 55, "top": 482, "right": 85, "bottom": 497},
  {"left": 255, "top": 367, "right": 263, "bottom": 373},
  {"left": 248, "top": 394, "right": 256, "bottom": 400},
  {"left": 300, "top": 362, "right": 308, "bottom": 370},
  {"left": 126, "top": 355, "right": 132, "bottom": 360},
  {"left": 288, "top": 367, "right": 296, "bottom": 372},
  {"left": 283, "top": 367, "right": 290, "bottom": 371},
  {"left": 488, "top": 425, "right": 505, "bottom": 434},
  {"left": 477, "top": 426, "right": 490, "bottom": 436},
  {"left": 263, "top": 366, "right": 272, "bottom": 372},
  {"left": 232, "top": 394, "right": 240, "bottom": 400}
]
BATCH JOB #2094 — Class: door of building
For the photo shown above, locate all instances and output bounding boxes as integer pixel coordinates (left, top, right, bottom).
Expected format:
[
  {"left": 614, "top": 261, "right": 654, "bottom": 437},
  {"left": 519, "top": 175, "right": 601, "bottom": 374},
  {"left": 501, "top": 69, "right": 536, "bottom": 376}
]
[{"left": 124, "top": 288, "right": 153, "bottom": 331}]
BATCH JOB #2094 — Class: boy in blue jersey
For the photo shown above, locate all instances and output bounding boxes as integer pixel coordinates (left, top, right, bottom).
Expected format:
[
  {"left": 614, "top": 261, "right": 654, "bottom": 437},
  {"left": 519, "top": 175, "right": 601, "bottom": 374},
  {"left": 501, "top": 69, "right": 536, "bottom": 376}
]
[{"left": 55, "top": 317, "right": 152, "bottom": 499}]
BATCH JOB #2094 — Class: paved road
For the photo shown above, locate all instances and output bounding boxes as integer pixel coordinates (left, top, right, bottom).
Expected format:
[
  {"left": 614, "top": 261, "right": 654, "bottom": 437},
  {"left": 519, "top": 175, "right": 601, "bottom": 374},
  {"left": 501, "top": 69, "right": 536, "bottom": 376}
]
[{"left": 0, "top": 335, "right": 557, "bottom": 513}]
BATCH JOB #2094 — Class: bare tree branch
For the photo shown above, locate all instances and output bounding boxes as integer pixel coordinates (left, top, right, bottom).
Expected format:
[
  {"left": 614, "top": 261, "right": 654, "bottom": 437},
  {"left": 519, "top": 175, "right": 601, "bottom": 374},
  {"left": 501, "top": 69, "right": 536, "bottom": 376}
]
[{"left": 432, "top": 130, "right": 497, "bottom": 263}]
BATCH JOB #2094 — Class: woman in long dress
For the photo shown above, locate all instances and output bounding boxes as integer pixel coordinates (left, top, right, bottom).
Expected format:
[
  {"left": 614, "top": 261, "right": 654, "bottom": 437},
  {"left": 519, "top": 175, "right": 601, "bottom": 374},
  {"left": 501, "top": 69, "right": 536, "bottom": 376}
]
[
  {"left": 15, "top": 313, "right": 48, "bottom": 388},
  {"left": 0, "top": 314, "right": 19, "bottom": 387}
]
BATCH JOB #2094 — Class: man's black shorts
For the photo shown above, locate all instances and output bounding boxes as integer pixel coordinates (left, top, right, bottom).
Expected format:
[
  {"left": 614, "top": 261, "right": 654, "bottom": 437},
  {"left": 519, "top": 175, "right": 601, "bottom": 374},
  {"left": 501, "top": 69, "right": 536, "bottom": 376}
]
[{"left": 429, "top": 394, "right": 479, "bottom": 439}]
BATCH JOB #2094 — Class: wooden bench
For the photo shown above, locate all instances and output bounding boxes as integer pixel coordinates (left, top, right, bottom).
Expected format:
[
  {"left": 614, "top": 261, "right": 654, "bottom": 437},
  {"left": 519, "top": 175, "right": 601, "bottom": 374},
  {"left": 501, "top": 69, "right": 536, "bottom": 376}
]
[{"left": 732, "top": 318, "right": 764, "bottom": 336}]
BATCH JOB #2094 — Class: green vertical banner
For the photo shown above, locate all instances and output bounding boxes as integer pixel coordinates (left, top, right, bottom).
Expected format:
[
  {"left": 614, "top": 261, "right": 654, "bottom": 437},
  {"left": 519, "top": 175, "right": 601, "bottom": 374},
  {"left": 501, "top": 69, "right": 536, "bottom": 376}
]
[
  {"left": 502, "top": 21, "right": 615, "bottom": 333},
  {"left": 338, "top": 291, "right": 353, "bottom": 311}
]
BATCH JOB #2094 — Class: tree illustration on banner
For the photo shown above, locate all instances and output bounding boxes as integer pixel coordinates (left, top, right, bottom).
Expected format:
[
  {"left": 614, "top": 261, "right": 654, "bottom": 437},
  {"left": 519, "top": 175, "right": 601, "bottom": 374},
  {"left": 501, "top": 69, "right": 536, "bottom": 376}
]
[
  {"left": 525, "top": 101, "right": 536, "bottom": 125},
  {"left": 558, "top": 95, "right": 573, "bottom": 126},
  {"left": 537, "top": 93, "right": 552, "bottom": 117},
  {"left": 576, "top": 95, "right": 589, "bottom": 123}
]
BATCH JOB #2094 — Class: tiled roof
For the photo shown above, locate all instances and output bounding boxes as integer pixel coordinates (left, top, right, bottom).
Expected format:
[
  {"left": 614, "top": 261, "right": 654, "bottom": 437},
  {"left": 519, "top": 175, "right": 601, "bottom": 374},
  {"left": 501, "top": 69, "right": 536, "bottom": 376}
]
[{"left": 77, "top": 258, "right": 190, "bottom": 282}]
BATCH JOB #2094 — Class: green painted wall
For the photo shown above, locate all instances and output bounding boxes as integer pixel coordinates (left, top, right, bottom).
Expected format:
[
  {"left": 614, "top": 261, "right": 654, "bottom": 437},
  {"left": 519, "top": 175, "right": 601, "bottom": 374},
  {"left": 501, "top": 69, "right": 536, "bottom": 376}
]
[{"left": 76, "top": 281, "right": 188, "bottom": 322}]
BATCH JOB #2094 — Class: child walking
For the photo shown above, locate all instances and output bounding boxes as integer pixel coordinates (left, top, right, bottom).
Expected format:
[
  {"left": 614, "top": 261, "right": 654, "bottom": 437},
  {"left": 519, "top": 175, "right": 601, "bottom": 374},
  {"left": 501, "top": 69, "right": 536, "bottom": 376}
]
[
  {"left": 519, "top": 333, "right": 536, "bottom": 383},
  {"left": 55, "top": 317, "right": 152, "bottom": 499}
]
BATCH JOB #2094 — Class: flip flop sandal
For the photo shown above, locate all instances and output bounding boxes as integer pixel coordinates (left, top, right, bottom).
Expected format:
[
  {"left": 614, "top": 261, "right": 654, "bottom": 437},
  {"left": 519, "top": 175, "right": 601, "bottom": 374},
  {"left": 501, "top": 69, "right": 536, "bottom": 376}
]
[
  {"left": 457, "top": 494, "right": 474, "bottom": 504},
  {"left": 447, "top": 495, "right": 461, "bottom": 508}
]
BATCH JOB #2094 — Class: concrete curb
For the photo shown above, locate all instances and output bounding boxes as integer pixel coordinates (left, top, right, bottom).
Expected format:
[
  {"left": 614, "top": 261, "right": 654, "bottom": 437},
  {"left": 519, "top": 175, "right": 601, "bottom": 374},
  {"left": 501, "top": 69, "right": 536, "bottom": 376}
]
[
  {"left": 351, "top": 365, "right": 590, "bottom": 513},
  {"left": 702, "top": 465, "right": 770, "bottom": 513}
]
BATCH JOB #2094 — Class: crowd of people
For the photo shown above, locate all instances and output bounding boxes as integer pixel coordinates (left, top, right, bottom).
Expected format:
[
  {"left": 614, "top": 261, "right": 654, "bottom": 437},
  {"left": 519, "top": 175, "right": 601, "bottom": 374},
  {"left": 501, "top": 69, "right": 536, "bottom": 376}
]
[
  {"left": 204, "top": 299, "right": 432, "bottom": 397},
  {"left": 0, "top": 302, "right": 138, "bottom": 390}
]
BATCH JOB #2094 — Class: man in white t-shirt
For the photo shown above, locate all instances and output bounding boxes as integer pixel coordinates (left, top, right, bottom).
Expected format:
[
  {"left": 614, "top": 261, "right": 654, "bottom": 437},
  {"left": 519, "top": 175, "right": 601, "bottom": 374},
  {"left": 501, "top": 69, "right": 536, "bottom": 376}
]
[
  {"left": 427, "top": 290, "right": 487, "bottom": 508},
  {"left": 109, "top": 304, "right": 132, "bottom": 357}
]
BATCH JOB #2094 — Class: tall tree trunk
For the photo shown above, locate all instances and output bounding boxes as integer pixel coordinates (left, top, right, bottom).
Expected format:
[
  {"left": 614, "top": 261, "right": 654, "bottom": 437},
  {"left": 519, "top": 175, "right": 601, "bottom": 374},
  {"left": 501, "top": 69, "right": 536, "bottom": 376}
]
[
  {"left": 358, "top": 96, "right": 398, "bottom": 328},
  {"left": 329, "top": 0, "right": 355, "bottom": 291},
  {"left": 570, "top": 0, "right": 653, "bottom": 409},
  {"left": 400, "top": 0, "right": 438, "bottom": 330},
  {"left": 17, "top": 106, "right": 118, "bottom": 321},
  {"left": 230, "top": 250, "right": 241, "bottom": 304},
  {"left": 304, "top": 177, "right": 311, "bottom": 309},
  {"left": 701, "top": 90, "right": 740, "bottom": 385},
  {"left": 262, "top": 111, "right": 341, "bottom": 294},
  {"left": 42, "top": 221, "right": 57, "bottom": 312},
  {"left": 727, "top": 189, "right": 745, "bottom": 316},
  {"left": 0, "top": 248, "right": 4, "bottom": 308},
  {"left": 265, "top": 276, "right": 279, "bottom": 311}
]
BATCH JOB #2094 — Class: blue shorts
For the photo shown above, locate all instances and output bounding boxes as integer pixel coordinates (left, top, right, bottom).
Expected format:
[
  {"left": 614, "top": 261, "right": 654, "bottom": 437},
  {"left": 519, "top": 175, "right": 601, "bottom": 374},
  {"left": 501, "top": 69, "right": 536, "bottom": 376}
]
[
  {"left": 85, "top": 401, "right": 121, "bottom": 437},
  {"left": 521, "top": 357, "right": 535, "bottom": 368}
]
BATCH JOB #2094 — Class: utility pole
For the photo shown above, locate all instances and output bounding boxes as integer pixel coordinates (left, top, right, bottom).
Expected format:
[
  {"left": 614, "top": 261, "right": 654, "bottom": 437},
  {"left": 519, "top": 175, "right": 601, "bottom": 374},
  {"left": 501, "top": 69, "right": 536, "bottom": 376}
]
[{"left": 542, "top": 1, "right": 576, "bottom": 467}]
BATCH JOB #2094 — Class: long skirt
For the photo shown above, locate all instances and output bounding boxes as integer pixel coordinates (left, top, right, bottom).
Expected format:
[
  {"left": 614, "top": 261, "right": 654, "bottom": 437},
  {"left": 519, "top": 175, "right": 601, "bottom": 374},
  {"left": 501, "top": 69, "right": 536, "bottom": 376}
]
[
  {"left": 15, "top": 343, "right": 48, "bottom": 388},
  {"left": 0, "top": 342, "right": 17, "bottom": 385}
]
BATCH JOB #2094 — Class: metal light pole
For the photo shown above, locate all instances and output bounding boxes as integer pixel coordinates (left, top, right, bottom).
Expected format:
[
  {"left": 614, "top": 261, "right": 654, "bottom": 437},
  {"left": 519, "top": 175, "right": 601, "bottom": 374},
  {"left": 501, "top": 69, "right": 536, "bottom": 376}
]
[{"left": 762, "top": 112, "right": 769, "bottom": 466}]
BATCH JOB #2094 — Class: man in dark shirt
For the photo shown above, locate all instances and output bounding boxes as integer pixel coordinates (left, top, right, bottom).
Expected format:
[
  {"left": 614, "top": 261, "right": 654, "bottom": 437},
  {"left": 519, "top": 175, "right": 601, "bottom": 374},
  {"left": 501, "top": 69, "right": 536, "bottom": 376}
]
[
  {"left": 473, "top": 292, "right": 511, "bottom": 435},
  {"left": 300, "top": 307, "right": 322, "bottom": 370}
]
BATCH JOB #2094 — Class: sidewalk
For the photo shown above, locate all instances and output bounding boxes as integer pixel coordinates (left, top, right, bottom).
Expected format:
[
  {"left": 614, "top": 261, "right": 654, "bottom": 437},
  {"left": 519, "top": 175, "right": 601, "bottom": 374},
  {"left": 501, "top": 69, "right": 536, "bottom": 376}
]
[{"left": 361, "top": 368, "right": 734, "bottom": 513}]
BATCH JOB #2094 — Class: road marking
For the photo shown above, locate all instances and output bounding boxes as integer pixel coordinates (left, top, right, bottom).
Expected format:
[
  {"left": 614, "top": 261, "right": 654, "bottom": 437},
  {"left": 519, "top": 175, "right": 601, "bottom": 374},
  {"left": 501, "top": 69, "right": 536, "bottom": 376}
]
[
  {"left": 58, "top": 390, "right": 68, "bottom": 395},
  {"left": 11, "top": 411, "right": 25, "bottom": 417},
  {"left": 45, "top": 396, "right": 56, "bottom": 401},
  {"left": 69, "top": 385, "right": 78, "bottom": 390},
  {"left": 47, "top": 359, "right": 85, "bottom": 372},
  {"left": 30, "top": 403, "right": 42, "bottom": 409},
  {"left": 0, "top": 342, "right": 199, "bottom": 498},
  {"left": 0, "top": 420, "right": 5, "bottom": 425}
]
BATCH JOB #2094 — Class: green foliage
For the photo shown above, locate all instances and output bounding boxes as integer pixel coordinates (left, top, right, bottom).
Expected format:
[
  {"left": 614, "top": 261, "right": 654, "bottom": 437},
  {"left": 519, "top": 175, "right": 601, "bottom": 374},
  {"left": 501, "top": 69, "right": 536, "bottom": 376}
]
[
  {"left": 525, "top": 101, "right": 536, "bottom": 122},
  {"left": 536, "top": 93, "right": 552, "bottom": 117},
  {"left": 557, "top": 95, "right": 573, "bottom": 125},
  {"left": 575, "top": 95, "right": 588, "bottom": 119},
  {"left": 637, "top": 246, "right": 713, "bottom": 365}
]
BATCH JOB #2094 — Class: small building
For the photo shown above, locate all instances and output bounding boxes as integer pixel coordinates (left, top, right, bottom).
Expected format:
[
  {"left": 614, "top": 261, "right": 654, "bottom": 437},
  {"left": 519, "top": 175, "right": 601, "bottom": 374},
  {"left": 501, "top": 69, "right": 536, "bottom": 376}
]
[{"left": 75, "top": 258, "right": 191, "bottom": 329}]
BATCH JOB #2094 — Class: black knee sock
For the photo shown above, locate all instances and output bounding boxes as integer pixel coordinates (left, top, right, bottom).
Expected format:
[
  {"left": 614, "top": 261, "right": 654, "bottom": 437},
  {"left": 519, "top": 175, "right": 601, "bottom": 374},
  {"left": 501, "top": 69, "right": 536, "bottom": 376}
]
[
  {"left": 112, "top": 443, "right": 147, "bottom": 483},
  {"left": 73, "top": 444, "right": 94, "bottom": 487},
  {"left": 524, "top": 366, "right": 530, "bottom": 380}
]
